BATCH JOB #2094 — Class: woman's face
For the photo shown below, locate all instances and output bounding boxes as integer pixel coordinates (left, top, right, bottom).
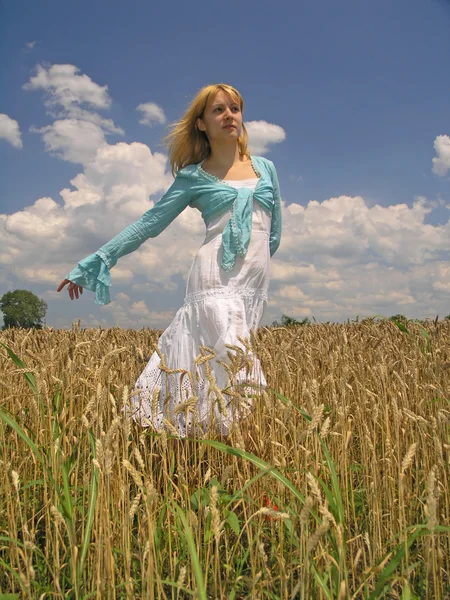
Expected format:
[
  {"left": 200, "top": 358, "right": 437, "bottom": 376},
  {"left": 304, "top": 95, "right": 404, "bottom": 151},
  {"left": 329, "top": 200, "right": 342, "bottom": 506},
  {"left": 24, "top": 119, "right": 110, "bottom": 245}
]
[{"left": 197, "top": 90, "right": 243, "bottom": 143}]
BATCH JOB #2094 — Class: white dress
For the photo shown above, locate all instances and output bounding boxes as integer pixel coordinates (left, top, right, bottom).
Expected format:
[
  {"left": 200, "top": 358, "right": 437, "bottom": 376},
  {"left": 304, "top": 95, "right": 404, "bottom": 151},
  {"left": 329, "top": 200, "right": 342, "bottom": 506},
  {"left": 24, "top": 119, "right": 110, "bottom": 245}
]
[{"left": 129, "top": 177, "right": 271, "bottom": 437}]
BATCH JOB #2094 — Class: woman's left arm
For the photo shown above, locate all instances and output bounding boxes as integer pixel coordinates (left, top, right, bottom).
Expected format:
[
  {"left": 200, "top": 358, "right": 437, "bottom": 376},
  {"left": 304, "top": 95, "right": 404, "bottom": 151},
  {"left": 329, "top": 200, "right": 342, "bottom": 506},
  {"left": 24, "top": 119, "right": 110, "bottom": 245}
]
[
  {"left": 269, "top": 161, "right": 282, "bottom": 256},
  {"left": 63, "top": 169, "right": 193, "bottom": 305}
]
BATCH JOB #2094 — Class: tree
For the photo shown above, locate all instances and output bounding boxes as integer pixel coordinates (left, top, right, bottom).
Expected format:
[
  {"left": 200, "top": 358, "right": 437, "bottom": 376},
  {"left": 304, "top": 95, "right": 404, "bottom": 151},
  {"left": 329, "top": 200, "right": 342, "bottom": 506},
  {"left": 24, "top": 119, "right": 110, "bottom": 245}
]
[
  {"left": 272, "top": 314, "right": 311, "bottom": 327},
  {"left": 389, "top": 314, "right": 408, "bottom": 323},
  {"left": 0, "top": 289, "right": 48, "bottom": 330}
]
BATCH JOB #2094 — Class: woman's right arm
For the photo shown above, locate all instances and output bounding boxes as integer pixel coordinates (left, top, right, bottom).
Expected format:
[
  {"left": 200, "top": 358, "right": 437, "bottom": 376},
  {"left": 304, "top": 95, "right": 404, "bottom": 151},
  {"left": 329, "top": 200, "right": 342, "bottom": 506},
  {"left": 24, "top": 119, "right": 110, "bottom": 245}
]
[{"left": 58, "top": 170, "right": 193, "bottom": 305}]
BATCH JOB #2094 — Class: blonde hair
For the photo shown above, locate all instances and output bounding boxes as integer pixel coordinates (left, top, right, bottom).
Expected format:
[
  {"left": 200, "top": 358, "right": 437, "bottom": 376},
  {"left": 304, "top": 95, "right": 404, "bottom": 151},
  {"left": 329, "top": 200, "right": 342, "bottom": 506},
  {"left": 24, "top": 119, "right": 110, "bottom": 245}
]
[{"left": 161, "top": 83, "right": 251, "bottom": 177}]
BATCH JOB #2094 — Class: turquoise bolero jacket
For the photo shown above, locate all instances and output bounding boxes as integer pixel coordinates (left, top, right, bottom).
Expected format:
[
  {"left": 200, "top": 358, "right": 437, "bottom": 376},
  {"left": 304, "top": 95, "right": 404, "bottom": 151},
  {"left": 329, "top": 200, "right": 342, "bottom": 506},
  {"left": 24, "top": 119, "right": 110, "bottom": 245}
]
[{"left": 65, "top": 155, "right": 282, "bottom": 305}]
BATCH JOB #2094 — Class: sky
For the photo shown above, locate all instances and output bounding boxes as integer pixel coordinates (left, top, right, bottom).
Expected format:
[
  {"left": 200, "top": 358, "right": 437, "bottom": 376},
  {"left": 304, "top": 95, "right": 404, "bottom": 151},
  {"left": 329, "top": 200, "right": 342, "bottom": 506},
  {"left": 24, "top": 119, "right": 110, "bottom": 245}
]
[{"left": 1, "top": 0, "right": 450, "bottom": 330}]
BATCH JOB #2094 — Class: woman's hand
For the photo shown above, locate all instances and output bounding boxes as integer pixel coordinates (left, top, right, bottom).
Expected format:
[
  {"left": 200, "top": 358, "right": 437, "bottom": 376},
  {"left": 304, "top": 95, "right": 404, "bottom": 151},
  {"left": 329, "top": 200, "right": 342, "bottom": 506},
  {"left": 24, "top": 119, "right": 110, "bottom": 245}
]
[{"left": 57, "top": 279, "right": 84, "bottom": 300}]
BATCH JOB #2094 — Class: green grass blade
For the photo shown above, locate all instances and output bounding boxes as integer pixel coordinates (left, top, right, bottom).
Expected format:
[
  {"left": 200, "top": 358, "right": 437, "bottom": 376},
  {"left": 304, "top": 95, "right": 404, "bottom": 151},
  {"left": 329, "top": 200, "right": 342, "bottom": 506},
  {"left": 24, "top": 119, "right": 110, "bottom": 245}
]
[
  {"left": 226, "top": 511, "right": 240, "bottom": 535},
  {"left": 419, "top": 327, "right": 432, "bottom": 353},
  {"left": 229, "top": 545, "right": 251, "bottom": 600},
  {"left": 401, "top": 581, "right": 412, "bottom": 600},
  {"left": 318, "top": 435, "right": 345, "bottom": 526},
  {"left": 160, "top": 580, "right": 195, "bottom": 596},
  {"left": 369, "top": 528, "right": 422, "bottom": 599},
  {"left": 384, "top": 523, "right": 450, "bottom": 546},
  {"left": 310, "top": 563, "right": 333, "bottom": 600},
  {"left": 21, "top": 478, "right": 45, "bottom": 491},
  {"left": 0, "top": 409, "right": 55, "bottom": 486},
  {"left": 223, "top": 468, "right": 273, "bottom": 511},
  {"left": 61, "top": 460, "right": 74, "bottom": 522},
  {"left": 0, "top": 558, "right": 23, "bottom": 587},
  {"left": 269, "top": 389, "right": 312, "bottom": 422},
  {"left": 191, "top": 437, "right": 324, "bottom": 526},
  {"left": 79, "top": 430, "right": 99, "bottom": 577},
  {"left": 195, "top": 438, "right": 306, "bottom": 506},
  {"left": 0, "top": 341, "right": 37, "bottom": 394},
  {"left": 315, "top": 475, "right": 336, "bottom": 515},
  {"left": 170, "top": 500, "right": 207, "bottom": 600},
  {"left": 0, "top": 535, "right": 46, "bottom": 562},
  {"left": 0, "top": 535, "right": 26, "bottom": 548},
  {"left": 391, "top": 320, "right": 410, "bottom": 335}
]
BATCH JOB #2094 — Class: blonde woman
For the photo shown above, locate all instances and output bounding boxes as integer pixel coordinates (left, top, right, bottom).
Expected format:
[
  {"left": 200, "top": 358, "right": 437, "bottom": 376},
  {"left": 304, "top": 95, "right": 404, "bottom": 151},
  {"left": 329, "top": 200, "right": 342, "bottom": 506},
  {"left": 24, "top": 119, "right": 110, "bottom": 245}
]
[{"left": 57, "top": 83, "right": 282, "bottom": 440}]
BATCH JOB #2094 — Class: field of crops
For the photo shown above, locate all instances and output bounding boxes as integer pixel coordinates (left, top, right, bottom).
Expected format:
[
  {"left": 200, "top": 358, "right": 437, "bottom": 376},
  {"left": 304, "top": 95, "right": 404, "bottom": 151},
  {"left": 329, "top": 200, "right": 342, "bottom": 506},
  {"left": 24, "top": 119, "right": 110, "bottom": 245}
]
[{"left": 0, "top": 318, "right": 449, "bottom": 599}]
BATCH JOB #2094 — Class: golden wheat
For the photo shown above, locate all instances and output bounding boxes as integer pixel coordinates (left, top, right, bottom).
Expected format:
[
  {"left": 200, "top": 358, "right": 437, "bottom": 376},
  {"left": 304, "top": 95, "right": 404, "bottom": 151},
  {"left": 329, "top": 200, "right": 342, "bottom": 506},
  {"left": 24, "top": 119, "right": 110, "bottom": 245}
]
[{"left": 0, "top": 318, "right": 449, "bottom": 598}]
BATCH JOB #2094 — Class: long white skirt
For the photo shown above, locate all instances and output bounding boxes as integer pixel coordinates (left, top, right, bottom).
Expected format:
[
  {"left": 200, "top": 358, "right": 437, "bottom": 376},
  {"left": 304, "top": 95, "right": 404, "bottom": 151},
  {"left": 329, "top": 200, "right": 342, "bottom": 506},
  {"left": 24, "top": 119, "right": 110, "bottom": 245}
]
[{"left": 128, "top": 203, "right": 271, "bottom": 437}]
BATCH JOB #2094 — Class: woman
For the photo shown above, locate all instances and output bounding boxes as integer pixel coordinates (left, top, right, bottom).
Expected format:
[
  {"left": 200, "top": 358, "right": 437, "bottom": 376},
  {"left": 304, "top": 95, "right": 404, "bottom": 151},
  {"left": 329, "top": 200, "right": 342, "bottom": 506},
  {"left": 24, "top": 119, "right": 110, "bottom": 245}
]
[{"left": 57, "top": 83, "right": 282, "bottom": 439}]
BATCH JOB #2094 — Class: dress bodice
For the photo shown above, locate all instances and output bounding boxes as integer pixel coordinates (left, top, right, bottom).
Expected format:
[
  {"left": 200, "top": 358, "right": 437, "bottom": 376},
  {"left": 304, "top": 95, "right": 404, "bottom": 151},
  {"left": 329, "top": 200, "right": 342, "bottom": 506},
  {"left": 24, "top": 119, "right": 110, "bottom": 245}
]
[{"left": 204, "top": 178, "right": 271, "bottom": 244}]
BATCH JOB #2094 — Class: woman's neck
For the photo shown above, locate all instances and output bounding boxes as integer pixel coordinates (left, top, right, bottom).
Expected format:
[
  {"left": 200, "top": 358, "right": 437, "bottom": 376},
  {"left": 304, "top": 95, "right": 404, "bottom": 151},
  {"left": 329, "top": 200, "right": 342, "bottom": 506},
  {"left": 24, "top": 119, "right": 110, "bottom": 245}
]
[{"left": 203, "top": 146, "right": 246, "bottom": 171}]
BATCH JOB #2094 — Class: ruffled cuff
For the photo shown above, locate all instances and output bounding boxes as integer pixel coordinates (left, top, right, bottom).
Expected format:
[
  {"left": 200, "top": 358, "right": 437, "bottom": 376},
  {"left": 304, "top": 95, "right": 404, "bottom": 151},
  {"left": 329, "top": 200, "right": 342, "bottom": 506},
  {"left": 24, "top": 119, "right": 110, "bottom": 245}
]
[{"left": 65, "top": 252, "right": 112, "bottom": 305}]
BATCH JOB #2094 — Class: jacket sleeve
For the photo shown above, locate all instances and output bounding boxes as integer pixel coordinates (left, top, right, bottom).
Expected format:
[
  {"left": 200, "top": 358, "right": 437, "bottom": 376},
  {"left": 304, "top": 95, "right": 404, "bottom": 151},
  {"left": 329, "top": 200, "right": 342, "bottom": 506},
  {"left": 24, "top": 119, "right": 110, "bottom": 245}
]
[
  {"left": 268, "top": 160, "right": 282, "bottom": 257},
  {"left": 64, "top": 170, "right": 192, "bottom": 305}
]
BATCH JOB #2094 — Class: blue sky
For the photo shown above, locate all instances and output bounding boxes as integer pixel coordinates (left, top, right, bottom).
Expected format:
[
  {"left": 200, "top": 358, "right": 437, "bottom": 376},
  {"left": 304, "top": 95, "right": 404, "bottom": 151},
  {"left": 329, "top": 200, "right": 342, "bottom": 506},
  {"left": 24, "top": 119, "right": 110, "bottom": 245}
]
[{"left": 1, "top": 0, "right": 450, "bottom": 329}]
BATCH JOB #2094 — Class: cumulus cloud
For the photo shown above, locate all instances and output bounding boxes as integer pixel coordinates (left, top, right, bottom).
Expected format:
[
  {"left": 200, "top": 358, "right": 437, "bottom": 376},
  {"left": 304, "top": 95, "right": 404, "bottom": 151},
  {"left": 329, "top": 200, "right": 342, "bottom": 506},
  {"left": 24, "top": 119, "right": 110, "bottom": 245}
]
[
  {"left": 137, "top": 102, "right": 166, "bottom": 126},
  {"left": 3, "top": 66, "right": 449, "bottom": 328},
  {"left": 278, "top": 195, "right": 444, "bottom": 267},
  {"left": 245, "top": 120, "right": 286, "bottom": 154},
  {"left": 101, "top": 293, "right": 176, "bottom": 328},
  {"left": 30, "top": 119, "right": 107, "bottom": 164},
  {"left": 2, "top": 134, "right": 450, "bottom": 329},
  {"left": 23, "top": 63, "right": 111, "bottom": 111},
  {"left": 24, "top": 41, "right": 39, "bottom": 50},
  {"left": 55, "top": 105, "right": 123, "bottom": 135},
  {"left": 24, "top": 64, "right": 123, "bottom": 163},
  {"left": 4, "top": 197, "right": 66, "bottom": 246},
  {"left": 432, "top": 135, "right": 450, "bottom": 176},
  {"left": 0, "top": 114, "right": 23, "bottom": 148},
  {"left": 263, "top": 193, "right": 450, "bottom": 324}
]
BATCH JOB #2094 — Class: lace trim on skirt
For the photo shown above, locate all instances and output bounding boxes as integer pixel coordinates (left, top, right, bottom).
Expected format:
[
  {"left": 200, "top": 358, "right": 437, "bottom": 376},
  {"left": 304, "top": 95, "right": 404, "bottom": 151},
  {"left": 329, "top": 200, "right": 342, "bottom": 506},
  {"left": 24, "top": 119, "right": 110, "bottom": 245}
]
[
  {"left": 125, "top": 353, "right": 267, "bottom": 438},
  {"left": 184, "top": 286, "right": 268, "bottom": 306}
]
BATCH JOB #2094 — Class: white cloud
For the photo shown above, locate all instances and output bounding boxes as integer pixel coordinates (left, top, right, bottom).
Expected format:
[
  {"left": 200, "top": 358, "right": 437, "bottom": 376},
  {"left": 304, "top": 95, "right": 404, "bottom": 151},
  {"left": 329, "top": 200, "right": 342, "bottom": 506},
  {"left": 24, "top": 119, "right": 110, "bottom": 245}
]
[
  {"left": 25, "top": 41, "right": 39, "bottom": 50},
  {"left": 2, "top": 137, "right": 450, "bottom": 328},
  {"left": 23, "top": 63, "right": 111, "bottom": 111},
  {"left": 245, "top": 120, "right": 286, "bottom": 154},
  {"left": 137, "top": 102, "right": 166, "bottom": 126},
  {"left": 4, "top": 197, "right": 66, "bottom": 245},
  {"left": 278, "top": 195, "right": 444, "bottom": 268},
  {"left": 53, "top": 105, "right": 124, "bottom": 135},
  {"left": 261, "top": 193, "right": 450, "bottom": 324},
  {"left": 432, "top": 134, "right": 450, "bottom": 176},
  {"left": 16, "top": 266, "right": 64, "bottom": 285},
  {"left": 24, "top": 63, "right": 123, "bottom": 163},
  {"left": 0, "top": 114, "right": 23, "bottom": 148},
  {"left": 58, "top": 141, "right": 174, "bottom": 209},
  {"left": 30, "top": 119, "right": 107, "bottom": 164},
  {"left": 4, "top": 67, "right": 450, "bottom": 328},
  {"left": 101, "top": 293, "right": 176, "bottom": 328}
]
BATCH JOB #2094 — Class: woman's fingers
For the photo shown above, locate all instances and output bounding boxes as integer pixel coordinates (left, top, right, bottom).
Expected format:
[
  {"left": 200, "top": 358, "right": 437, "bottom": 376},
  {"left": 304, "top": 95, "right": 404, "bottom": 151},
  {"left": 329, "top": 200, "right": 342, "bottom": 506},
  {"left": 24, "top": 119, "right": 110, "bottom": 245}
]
[
  {"left": 57, "top": 279, "right": 83, "bottom": 300},
  {"left": 57, "top": 279, "right": 68, "bottom": 292},
  {"left": 70, "top": 283, "right": 79, "bottom": 300},
  {"left": 68, "top": 282, "right": 83, "bottom": 300}
]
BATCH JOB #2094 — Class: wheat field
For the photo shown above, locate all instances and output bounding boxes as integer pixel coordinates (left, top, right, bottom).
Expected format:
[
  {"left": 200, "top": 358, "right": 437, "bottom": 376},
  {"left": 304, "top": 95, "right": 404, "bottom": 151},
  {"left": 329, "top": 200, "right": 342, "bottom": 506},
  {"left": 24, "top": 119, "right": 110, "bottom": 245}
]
[{"left": 0, "top": 317, "right": 449, "bottom": 599}]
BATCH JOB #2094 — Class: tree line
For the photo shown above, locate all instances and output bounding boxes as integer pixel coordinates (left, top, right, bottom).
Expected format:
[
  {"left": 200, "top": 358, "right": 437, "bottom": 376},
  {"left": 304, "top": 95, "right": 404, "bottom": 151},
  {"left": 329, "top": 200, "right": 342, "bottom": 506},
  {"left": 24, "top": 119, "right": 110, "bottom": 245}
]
[{"left": 1, "top": 289, "right": 449, "bottom": 330}]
